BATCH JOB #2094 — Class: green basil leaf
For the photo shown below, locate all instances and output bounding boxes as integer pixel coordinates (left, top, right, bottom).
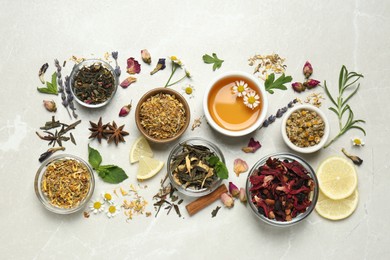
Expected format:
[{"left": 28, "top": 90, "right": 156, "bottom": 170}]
[
  {"left": 88, "top": 145, "right": 102, "bottom": 169},
  {"left": 97, "top": 165, "right": 128, "bottom": 184}
]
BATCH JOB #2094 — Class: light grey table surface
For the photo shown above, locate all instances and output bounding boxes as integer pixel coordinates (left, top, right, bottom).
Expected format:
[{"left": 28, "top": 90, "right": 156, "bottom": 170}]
[{"left": 0, "top": 0, "right": 389, "bottom": 259}]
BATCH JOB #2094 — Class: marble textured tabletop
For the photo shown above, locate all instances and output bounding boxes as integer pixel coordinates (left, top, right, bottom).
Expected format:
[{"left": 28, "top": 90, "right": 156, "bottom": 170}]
[{"left": 1, "top": 0, "right": 389, "bottom": 259}]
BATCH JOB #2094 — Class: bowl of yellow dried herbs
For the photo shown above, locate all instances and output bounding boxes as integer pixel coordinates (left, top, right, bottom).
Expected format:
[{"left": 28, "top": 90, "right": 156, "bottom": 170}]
[
  {"left": 135, "top": 88, "right": 190, "bottom": 143},
  {"left": 167, "top": 138, "right": 228, "bottom": 197},
  {"left": 34, "top": 154, "right": 95, "bottom": 214},
  {"left": 281, "top": 104, "right": 330, "bottom": 153}
]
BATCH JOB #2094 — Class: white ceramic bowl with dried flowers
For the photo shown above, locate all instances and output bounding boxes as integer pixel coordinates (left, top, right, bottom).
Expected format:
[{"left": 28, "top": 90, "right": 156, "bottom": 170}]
[{"left": 281, "top": 104, "right": 330, "bottom": 153}]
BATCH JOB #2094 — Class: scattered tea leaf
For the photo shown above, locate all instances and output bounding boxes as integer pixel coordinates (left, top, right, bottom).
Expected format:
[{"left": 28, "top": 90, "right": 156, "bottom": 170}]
[
  {"left": 202, "top": 53, "right": 224, "bottom": 71},
  {"left": 37, "top": 72, "right": 58, "bottom": 95},
  {"left": 264, "top": 73, "right": 292, "bottom": 94},
  {"left": 211, "top": 206, "right": 221, "bottom": 218}
]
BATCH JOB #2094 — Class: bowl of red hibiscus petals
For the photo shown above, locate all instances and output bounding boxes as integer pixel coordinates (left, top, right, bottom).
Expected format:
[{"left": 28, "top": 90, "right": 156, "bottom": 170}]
[{"left": 246, "top": 153, "right": 319, "bottom": 226}]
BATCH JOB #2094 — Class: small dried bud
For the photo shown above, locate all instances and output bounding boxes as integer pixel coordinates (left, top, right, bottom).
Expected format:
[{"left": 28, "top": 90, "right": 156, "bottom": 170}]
[
  {"left": 220, "top": 193, "right": 234, "bottom": 208},
  {"left": 239, "top": 188, "right": 247, "bottom": 203},
  {"left": 304, "top": 79, "right": 321, "bottom": 89},
  {"left": 43, "top": 100, "right": 57, "bottom": 112},
  {"left": 233, "top": 159, "right": 249, "bottom": 176},
  {"left": 292, "top": 82, "right": 306, "bottom": 93},
  {"left": 141, "top": 49, "right": 151, "bottom": 64},
  {"left": 119, "top": 102, "right": 132, "bottom": 117},
  {"left": 303, "top": 61, "right": 313, "bottom": 79},
  {"left": 229, "top": 182, "right": 240, "bottom": 197},
  {"left": 150, "top": 58, "right": 166, "bottom": 75}
]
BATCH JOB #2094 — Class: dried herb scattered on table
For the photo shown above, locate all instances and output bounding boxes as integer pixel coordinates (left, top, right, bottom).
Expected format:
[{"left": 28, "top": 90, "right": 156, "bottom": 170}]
[
  {"left": 249, "top": 157, "right": 314, "bottom": 221},
  {"left": 139, "top": 93, "right": 186, "bottom": 139},
  {"left": 39, "top": 147, "right": 65, "bottom": 163},
  {"left": 36, "top": 116, "right": 81, "bottom": 147},
  {"left": 211, "top": 206, "right": 221, "bottom": 218},
  {"left": 38, "top": 63, "right": 49, "bottom": 84},
  {"left": 342, "top": 148, "right": 363, "bottom": 166},
  {"left": 248, "top": 53, "right": 286, "bottom": 80},
  {"left": 262, "top": 99, "right": 299, "bottom": 127},
  {"left": 153, "top": 176, "right": 183, "bottom": 218}
]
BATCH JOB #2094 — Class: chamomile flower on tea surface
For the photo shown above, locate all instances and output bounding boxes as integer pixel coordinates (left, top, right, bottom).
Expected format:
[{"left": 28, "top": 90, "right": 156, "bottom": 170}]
[
  {"left": 244, "top": 91, "right": 260, "bottom": 109},
  {"left": 232, "top": 81, "right": 249, "bottom": 97},
  {"left": 182, "top": 84, "right": 195, "bottom": 98},
  {"left": 106, "top": 204, "right": 120, "bottom": 218},
  {"left": 89, "top": 199, "right": 105, "bottom": 214},
  {"left": 102, "top": 192, "right": 114, "bottom": 204},
  {"left": 352, "top": 137, "right": 365, "bottom": 146}
]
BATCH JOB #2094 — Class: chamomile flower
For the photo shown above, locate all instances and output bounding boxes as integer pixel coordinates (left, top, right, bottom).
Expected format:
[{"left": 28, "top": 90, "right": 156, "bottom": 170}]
[
  {"left": 106, "top": 204, "right": 120, "bottom": 218},
  {"left": 169, "top": 56, "right": 183, "bottom": 67},
  {"left": 89, "top": 199, "right": 105, "bottom": 214},
  {"left": 232, "top": 81, "right": 249, "bottom": 97},
  {"left": 244, "top": 91, "right": 260, "bottom": 109},
  {"left": 184, "top": 68, "right": 192, "bottom": 78},
  {"left": 182, "top": 84, "right": 195, "bottom": 98},
  {"left": 352, "top": 137, "right": 365, "bottom": 146},
  {"left": 102, "top": 192, "right": 114, "bottom": 204}
]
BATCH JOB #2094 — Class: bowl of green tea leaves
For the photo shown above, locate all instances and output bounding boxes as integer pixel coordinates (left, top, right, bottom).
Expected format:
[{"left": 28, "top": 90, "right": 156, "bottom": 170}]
[
  {"left": 167, "top": 138, "right": 228, "bottom": 197},
  {"left": 69, "top": 59, "right": 118, "bottom": 108}
]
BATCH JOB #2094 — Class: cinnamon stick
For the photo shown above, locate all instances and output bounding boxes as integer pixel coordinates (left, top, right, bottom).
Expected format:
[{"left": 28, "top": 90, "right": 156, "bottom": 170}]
[{"left": 186, "top": 184, "right": 227, "bottom": 216}]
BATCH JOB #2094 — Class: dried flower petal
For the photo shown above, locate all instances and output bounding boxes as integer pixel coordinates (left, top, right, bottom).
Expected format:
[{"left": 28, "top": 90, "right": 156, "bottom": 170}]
[
  {"left": 233, "top": 158, "right": 249, "bottom": 176},
  {"left": 120, "top": 77, "right": 137, "bottom": 88},
  {"left": 126, "top": 57, "right": 141, "bottom": 74},
  {"left": 342, "top": 148, "right": 363, "bottom": 166},
  {"left": 242, "top": 138, "right": 261, "bottom": 153},
  {"left": 304, "top": 79, "right": 321, "bottom": 89},
  {"left": 229, "top": 182, "right": 240, "bottom": 197},
  {"left": 239, "top": 188, "right": 247, "bottom": 203},
  {"left": 292, "top": 82, "right": 305, "bottom": 93},
  {"left": 220, "top": 193, "right": 234, "bottom": 208},
  {"left": 119, "top": 102, "right": 132, "bottom": 117},
  {"left": 43, "top": 100, "right": 57, "bottom": 112},
  {"left": 303, "top": 61, "right": 313, "bottom": 79},
  {"left": 141, "top": 49, "right": 151, "bottom": 64},
  {"left": 150, "top": 58, "right": 166, "bottom": 75},
  {"left": 38, "top": 63, "right": 49, "bottom": 84}
]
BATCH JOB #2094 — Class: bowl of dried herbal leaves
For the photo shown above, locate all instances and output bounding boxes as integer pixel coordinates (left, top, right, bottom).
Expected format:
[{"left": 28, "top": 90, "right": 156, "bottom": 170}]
[
  {"left": 34, "top": 154, "right": 95, "bottom": 214},
  {"left": 281, "top": 104, "right": 330, "bottom": 153},
  {"left": 135, "top": 88, "right": 190, "bottom": 143},
  {"left": 69, "top": 59, "right": 118, "bottom": 108},
  {"left": 167, "top": 138, "right": 228, "bottom": 197}
]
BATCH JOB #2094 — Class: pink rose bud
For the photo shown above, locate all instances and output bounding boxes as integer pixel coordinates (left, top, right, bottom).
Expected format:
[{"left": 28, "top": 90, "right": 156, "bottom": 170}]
[
  {"left": 239, "top": 188, "right": 247, "bottom": 203},
  {"left": 292, "top": 82, "right": 305, "bottom": 93},
  {"left": 119, "top": 102, "right": 132, "bottom": 117},
  {"left": 43, "top": 100, "right": 57, "bottom": 112},
  {"left": 303, "top": 61, "right": 313, "bottom": 79},
  {"left": 120, "top": 76, "right": 137, "bottom": 88},
  {"left": 141, "top": 49, "right": 151, "bottom": 64},
  {"left": 220, "top": 193, "right": 234, "bottom": 208},
  {"left": 229, "top": 182, "right": 239, "bottom": 197},
  {"left": 304, "top": 79, "right": 321, "bottom": 89}
]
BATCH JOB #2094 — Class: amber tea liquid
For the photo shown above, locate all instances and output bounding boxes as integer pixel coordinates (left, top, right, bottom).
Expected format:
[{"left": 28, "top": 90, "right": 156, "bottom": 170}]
[{"left": 208, "top": 76, "right": 263, "bottom": 131}]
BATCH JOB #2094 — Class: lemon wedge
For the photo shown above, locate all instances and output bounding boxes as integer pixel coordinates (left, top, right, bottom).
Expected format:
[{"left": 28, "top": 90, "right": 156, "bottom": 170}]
[
  {"left": 317, "top": 156, "right": 357, "bottom": 200},
  {"left": 315, "top": 189, "right": 358, "bottom": 220},
  {"left": 130, "top": 136, "right": 154, "bottom": 164},
  {"left": 137, "top": 156, "right": 164, "bottom": 180}
]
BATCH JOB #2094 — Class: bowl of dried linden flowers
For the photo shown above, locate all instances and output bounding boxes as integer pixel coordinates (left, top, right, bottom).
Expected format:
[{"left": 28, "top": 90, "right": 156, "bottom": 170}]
[
  {"left": 34, "top": 154, "right": 95, "bottom": 214},
  {"left": 281, "top": 104, "right": 330, "bottom": 153},
  {"left": 135, "top": 88, "right": 190, "bottom": 143}
]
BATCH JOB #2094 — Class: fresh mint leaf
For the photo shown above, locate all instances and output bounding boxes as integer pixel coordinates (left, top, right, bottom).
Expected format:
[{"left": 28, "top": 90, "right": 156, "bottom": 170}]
[
  {"left": 202, "top": 53, "right": 224, "bottom": 71},
  {"left": 97, "top": 165, "right": 128, "bottom": 184},
  {"left": 207, "top": 156, "right": 219, "bottom": 166},
  {"left": 88, "top": 144, "right": 102, "bottom": 169},
  {"left": 264, "top": 73, "right": 292, "bottom": 94},
  {"left": 37, "top": 72, "right": 58, "bottom": 95},
  {"left": 207, "top": 156, "right": 228, "bottom": 179}
]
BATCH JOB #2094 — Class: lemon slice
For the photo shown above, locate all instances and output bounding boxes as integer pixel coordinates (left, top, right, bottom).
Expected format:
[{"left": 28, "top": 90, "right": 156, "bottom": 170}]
[
  {"left": 130, "top": 137, "right": 154, "bottom": 164},
  {"left": 317, "top": 156, "right": 357, "bottom": 200},
  {"left": 137, "top": 156, "right": 164, "bottom": 180},
  {"left": 315, "top": 189, "right": 358, "bottom": 220}
]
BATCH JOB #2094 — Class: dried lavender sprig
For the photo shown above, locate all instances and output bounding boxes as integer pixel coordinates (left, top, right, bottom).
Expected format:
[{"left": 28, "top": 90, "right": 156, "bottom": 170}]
[
  {"left": 55, "top": 59, "right": 72, "bottom": 118},
  {"left": 112, "top": 51, "right": 121, "bottom": 77},
  {"left": 65, "top": 75, "right": 78, "bottom": 118},
  {"left": 262, "top": 98, "right": 298, "bottom": 127}
]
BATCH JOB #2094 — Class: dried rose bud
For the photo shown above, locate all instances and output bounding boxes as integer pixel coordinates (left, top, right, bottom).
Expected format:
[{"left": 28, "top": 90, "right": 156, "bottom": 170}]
[
  {"left": 304, "top": 79, "right": 321, "bottom": 89},
  {"left": 229, "top": 182, "right": 239, "bottom": 197},
  {"left": 220, "top": 193, "right": 234, "bottom": 208},
  {"left": 234, "top": 158, "right": 248, "bottom": 176},
  {"left": 303, "top": 61, "right": 313, "bottom": 79},
  {"left": 141, "top": 49, "right": 151, "bottom": 64},
  {"left": 119, "top": 102, "right": 132, "bottom": 117},
  {"left": 242, "top": 137, "right": 261, "bottom": 153},
  {"left": 126, "top": 57, "right": 141, "bottom": 74},
  {"left": 43, "top": 100, "right": 57, "bottom": 112},
  {"left": 239, "top": 188, "right": 247, "bottom": 203},
  {"left": 150, "top": 58, "right": 166, "bottom": 75},
  {"left": 120, "top": 77, "right": 137, "bottom": 88},
  {"left": 292, "top": 82, "right": 305, "bottom": 93}
]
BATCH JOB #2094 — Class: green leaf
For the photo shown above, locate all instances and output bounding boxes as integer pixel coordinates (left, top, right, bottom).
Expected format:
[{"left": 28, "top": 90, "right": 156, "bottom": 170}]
[
  {"left": 207, "top": 156, "right": 219, "bottom": 166},
  {"left": 97, "top": 165, "right": 128, "bottom": 184},
  {"left": 215, "top": 161, "right": 228, "bottom": 179},
  {"left": 202, "top": 53, "right": 224, "bottom": 71},
  {"left": 88, "top": 145, "right": 102, "bottom": 169},
  {"left": 264, "top": 73, "right": 292, "bottom": 94},
  {"left": 37, "top": 72, "right": 58, "bottom": 95}
]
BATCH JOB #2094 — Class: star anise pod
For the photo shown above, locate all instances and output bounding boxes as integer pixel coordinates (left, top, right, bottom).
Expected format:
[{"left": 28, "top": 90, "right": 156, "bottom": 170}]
[
  {"left": 106, "top": 121, "right": 129, "bottom": 145},
  {"left": 89, "top": 117, "right": 110, "bottom": 143}
]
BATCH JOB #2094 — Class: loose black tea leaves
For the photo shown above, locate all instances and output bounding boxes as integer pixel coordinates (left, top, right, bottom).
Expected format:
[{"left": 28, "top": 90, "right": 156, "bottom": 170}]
[
  {"left": 211, "top": 206, "right": 221, "bottom": 218},
  {"left": 36, "top": 116, "right": 81, "bottom": 147},
  {"left": 72, "top": 62, "right": 116, "bottom": 105}
]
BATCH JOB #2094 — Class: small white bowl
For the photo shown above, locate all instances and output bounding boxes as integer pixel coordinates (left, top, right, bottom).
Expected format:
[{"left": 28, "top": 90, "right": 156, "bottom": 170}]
[
  {"left": 281, "top": 104, "right": 329, "bottom": 153},
  {"left": 203, "top": 71, "right": 268, "bottom": 137}
]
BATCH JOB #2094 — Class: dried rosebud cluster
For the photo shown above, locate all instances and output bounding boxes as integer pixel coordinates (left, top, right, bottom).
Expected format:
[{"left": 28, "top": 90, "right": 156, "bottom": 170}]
[
  {"left": 292, "top": 61, "right": 320, "bottom": 93},
  {"left": 220, "top": 182, "right": 247, "bottom": 208},
  {"left": 249, "top": 157, "right": 314, "bottom": 222}
]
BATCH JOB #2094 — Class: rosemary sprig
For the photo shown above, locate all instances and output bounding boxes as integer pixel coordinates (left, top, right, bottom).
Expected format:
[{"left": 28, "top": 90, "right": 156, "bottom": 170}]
[{"left": 323, "top": 65, "right": 365, "bottom": 148}]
